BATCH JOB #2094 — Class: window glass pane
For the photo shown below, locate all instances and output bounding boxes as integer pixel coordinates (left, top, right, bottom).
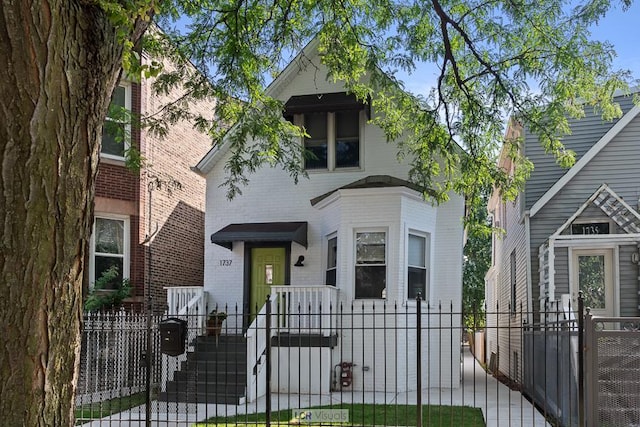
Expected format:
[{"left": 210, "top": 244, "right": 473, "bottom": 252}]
[
  {"left": 304, "top": 112, "right": 328, "bottom": 169},
  {"left": 327, "top": 237, "right": 337, "bottom": 268},
  {"left": 326, "top": 269, "right": 336, "bottom": 286},
  {"left": 336, "top": 110, "right": 359, "bottom": 137},
  {"left": 336, "top": 110, "right": 359, "bottom": 168},
  {"left": 336, "top": 140, "right": 359, "bottom": 168},
  {"left": 305, "top": 112, "right": 327, "bottom": 139},
  {"left": 305, "top": 142, "right": 327, "bottom": 169},
  {"left": 102, "top": 85, "right": 128, "bottom": 157},
  {"left": 95, "top": 256, "right": 124, "bottom": 289},
  {"left": 101, "top": 122, "right": 126, "bottom": 157},
  {"left": 578, "top": 255, "right": 605, "bottom": 309},
  {"left": 408, "top": 267, "right": 427, "bottom": 299},
  {"left": 356, "top": 232, "right": 385, "bottom": 264},
  {"left": 355, "top": 265, "right": 386, "bottom": 298},
  {"left": 326, "top": 236, "right": 337, "bottom": 286},
  {"left": 111, "top": 86, "right": 126, "bottom": 109},
  {"left": 408, "top": 234, "right": 426, "bottom": 267},
  {"left": 95, "top": 218, "right": 124, "bottom": 254}
]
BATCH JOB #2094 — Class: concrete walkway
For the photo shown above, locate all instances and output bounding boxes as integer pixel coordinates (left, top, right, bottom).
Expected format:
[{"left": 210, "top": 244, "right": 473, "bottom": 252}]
[{"left": 81, "top": 347, "right": 550, "bottom": 426}]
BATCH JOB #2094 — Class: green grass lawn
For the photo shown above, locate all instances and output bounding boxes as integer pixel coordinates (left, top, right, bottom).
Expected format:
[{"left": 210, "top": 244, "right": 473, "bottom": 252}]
[
  {"left": 75, "top": 392, "right": 147, "bottom": 424},
  {"left": 197, "top": 403, "right": 485, "bottom": 426}
]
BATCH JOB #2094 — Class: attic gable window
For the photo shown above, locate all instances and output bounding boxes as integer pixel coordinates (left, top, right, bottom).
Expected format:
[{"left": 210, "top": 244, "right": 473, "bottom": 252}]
[
  {"left": 300, "top": 110, "right": 360, "bottom": 170},
  {"left": 285, "top": 92, "right": 366, "bottom": 171}
]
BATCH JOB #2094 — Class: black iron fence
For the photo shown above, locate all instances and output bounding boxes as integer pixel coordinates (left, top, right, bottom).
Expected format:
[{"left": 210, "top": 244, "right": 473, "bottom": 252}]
[{"left": 75, "top": 296, "right": 640, "bottom": 426}]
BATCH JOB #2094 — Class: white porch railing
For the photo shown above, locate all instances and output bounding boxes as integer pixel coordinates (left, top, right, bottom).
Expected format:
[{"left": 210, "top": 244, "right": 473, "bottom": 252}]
[
  {"left": 163, "top": 286, "right": 207, "bottom": 390},
  {"left": 270, "top": 285, "right": 339, "bottom": 334},
  {"left": 244, "top": 285, "right": 339, "bottom": 402}
]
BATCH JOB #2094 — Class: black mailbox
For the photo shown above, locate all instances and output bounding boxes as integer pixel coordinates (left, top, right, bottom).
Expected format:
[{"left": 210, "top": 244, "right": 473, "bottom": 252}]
[{"left": 159, "top": 317, "right": 187, "bottom": 356}]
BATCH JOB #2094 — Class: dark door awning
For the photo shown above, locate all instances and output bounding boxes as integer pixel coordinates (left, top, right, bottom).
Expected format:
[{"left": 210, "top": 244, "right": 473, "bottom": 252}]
[{"left": 210, "top": 222, "right": 308, "bottom": 250}]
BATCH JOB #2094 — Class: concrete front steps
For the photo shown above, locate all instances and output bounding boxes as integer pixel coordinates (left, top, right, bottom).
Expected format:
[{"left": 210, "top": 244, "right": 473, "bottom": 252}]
[{"left": 159, "top": 335, "right": 247, "bottom": 405}]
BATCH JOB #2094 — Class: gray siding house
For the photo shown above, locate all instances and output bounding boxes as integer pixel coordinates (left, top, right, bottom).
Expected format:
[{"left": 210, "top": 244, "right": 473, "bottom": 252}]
[{"left": 485, "top": 91, "right": 640, "bottom": 380}]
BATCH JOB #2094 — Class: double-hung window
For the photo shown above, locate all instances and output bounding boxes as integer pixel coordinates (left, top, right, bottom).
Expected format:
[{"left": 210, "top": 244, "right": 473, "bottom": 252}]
[
  {"left": 326, "top": 235, "right": 337, "bottom": 286},
  {"left": 90, "top": 215, "right": 130, "bottom": 288},
  {"left": 302, "top": 109, "right": 360, "bottom": 170},
  {"left": 408, "top": 233, "right": 429, "bottom": 299},
  {"left": 101, "top": 83, "right": 131, "bottom": 160},
  {"left": 355, "top": 231, "right": 386, "bottom": 299}
]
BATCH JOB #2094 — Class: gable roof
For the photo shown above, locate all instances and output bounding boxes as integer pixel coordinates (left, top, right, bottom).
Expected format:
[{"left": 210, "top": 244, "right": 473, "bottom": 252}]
[
  {"left": 192, "top": 38, "right": 322, "bottom": 176},
  {"left": 550, "top": 183, "right": 640, "bottom": 237},
  {"left": 529, "top": 102, "right": 640, "bottom": 217}
]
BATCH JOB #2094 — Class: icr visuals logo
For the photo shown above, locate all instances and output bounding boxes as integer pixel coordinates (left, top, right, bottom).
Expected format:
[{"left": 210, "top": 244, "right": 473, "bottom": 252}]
[{"left": 291, "top": 409, "right": 349, "bottom": 424}]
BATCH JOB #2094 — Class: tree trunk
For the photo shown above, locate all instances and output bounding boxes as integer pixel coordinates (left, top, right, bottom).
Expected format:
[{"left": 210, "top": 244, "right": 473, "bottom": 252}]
[{"left": 0, "top": 2, "right": 147, "bottom": 425}]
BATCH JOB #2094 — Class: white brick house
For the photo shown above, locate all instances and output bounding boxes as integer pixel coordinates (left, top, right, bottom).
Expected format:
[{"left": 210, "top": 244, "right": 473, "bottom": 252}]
[{"left": 192, "top": 39, "right": 465, "bottom": 397}]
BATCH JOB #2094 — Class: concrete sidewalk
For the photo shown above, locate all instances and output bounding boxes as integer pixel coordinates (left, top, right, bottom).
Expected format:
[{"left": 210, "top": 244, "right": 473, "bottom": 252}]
[{"left": 82, "top": 347, "right": 550, "bottom": 426}]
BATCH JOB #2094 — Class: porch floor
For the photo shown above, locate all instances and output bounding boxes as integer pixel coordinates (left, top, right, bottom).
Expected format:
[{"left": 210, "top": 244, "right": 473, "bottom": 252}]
[{"left": 80, "top": 346, "right": 551, "bottom": 427}]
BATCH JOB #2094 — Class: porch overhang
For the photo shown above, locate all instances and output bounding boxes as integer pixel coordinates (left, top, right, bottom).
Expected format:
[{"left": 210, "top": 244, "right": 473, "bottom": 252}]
[
  {"left": 284, "top": 92, "right": 370, "bottom": 118},
  {"left": 210, "top": 222, "right": 308, "bottom": 250}
]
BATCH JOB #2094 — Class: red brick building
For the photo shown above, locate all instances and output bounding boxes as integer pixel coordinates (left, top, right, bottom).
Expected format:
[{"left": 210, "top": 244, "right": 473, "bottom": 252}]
[{"left": 91, "top": 74, "right": 213, "bottom": 311}]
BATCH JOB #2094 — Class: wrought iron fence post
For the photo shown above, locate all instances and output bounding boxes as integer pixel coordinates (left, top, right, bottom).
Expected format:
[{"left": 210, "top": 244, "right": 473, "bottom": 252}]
[
  {"left": 265, "top": 295, "right": 272, "bottom": 427},
  {"left": 416, "top": 292, "right": 422, "bottom": 427},
  {"left": 578, "top": 291, "right": 584, "bottom": 427}
]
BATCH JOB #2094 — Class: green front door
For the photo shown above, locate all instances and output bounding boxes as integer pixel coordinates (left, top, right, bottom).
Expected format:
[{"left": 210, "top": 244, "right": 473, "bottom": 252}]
[{"left": 250, "top": 247, "right": 286, "bottom": 316}]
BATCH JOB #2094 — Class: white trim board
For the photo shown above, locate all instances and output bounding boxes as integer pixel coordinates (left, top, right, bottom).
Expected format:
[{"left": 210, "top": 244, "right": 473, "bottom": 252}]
[{"left": 529, "top": 103, "right": 640, "bottom": 217}]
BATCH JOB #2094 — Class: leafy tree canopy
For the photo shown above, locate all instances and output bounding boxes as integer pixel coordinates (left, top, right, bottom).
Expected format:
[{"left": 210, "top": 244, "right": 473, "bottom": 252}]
[{"left": 119, "top": 0, "right": 637, "bottom": 220}]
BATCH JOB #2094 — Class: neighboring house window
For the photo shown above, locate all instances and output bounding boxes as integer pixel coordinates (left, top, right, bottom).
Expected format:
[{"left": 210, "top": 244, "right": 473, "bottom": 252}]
[
  {"left": 302, "top": 110, "right": 360, "bottom": 170},
  {"left": 408, "top": 233, "right": 429, "bottom": 300},
  {"left": 510, "top": 250, "right": 516, "bottom": 313},
  {"left": 90, "top": 215, "right": 130, "bottom": 288},
  {"left": 101, "top": 83, "right": 131, "bottom": 160},
  {"left": 355, "top": 231, "right": 386, "bottom": 299},
  {"left": 326, "top": 235, "right": 337, "bottom": 286}
]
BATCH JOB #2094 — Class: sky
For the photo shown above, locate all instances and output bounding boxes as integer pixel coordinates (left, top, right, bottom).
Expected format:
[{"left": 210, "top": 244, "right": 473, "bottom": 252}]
[{"left": 398, "top": 2, "right": 640, "bottom": 95}]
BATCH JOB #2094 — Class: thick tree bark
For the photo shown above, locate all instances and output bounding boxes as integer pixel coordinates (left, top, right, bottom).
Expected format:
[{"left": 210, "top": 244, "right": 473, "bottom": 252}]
[{"left": 0, "top": 2, "right": 147, "bottom": 425}]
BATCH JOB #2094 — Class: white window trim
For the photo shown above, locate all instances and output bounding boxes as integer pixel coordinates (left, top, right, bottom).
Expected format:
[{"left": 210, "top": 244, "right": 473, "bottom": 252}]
[
  {"left": 89, "top": 213, "right": 131, "bottom": 287},
  {"left": 297, "top": 109, "right": 364, "bottom": 172},
  {"left": 354, "top": 228, "right": 387, "bottom": 300},
  {"left": 101, "top": 81, "right": 132, "bottom": 162}
]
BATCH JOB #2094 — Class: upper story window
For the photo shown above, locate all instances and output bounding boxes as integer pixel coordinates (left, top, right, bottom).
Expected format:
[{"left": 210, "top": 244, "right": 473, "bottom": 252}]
[
  {"left": 90, "top": 214, "right": 130, "bottom": 289},
  {"left": 284, "top": 92, "right": 367, "bottom": 172},
  {"left": 408, "top": 233, "right": 429, "bottom": 299},
  {"left": 355, "top": 231, "right": 386, "bottom": 299},
  {"left": 101, "top": 83, "right": 131, "bottom": 161},
  {"left": 326, "top": 235, "right": 337, "bottom": 286},
  {"left": 301, "top": 109, "right": 361, "bottom": 170}
]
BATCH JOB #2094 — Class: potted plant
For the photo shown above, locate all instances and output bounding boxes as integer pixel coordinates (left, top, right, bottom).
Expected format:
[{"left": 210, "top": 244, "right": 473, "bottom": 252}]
[{"left": 206, "top": 310, "right": 227, "bottom": 336}]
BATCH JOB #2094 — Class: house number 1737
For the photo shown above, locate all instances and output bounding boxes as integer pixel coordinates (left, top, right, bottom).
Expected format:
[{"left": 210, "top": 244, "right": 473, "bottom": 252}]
[{"left": 219, "top": 260, "right": 232, "bottom": 266}]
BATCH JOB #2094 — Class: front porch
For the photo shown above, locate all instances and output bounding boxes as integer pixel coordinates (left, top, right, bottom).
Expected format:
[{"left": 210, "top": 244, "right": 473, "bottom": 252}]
[{"left": 163, "top": 285, "right": 340, "bottom": 404}]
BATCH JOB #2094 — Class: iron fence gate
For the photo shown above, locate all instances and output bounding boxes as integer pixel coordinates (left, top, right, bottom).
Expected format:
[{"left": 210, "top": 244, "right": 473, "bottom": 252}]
[
  {"left": 75, "top": 296, "right": 640, "bottom": 427},
  {"left": 584, "top": 315, "right": 640, "bottom": 427}
]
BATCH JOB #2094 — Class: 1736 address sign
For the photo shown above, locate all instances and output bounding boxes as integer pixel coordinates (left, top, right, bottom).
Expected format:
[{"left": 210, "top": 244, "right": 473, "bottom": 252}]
[{"left": 571, "top": 222, "right": 610, "bottom": 235}]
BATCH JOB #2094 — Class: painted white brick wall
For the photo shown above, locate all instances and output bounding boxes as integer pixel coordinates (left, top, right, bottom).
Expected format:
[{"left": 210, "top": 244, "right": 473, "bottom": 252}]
[{"left": 201, "top": 48, "right": 465, "bottom": 392}]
